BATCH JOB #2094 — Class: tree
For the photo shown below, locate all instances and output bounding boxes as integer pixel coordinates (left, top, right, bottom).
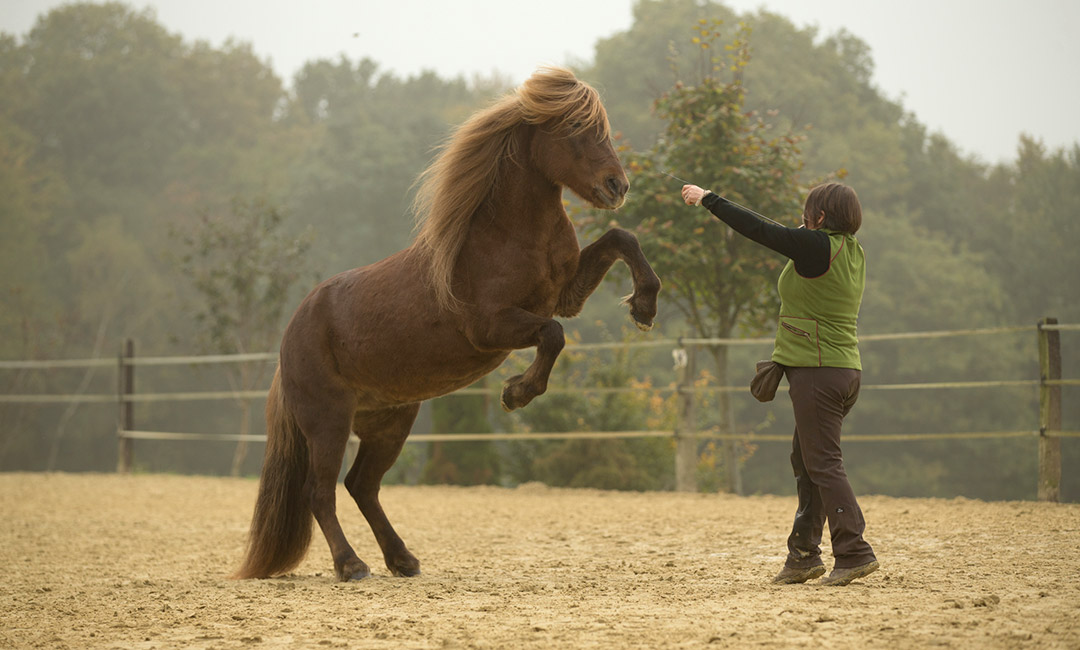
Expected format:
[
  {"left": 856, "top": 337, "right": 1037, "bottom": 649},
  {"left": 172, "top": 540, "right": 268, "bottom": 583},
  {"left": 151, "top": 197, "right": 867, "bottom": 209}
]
[
  {"left": 19, "top": 3, "right": 185, "bottom": 191},
  {"left": 0, "top": 2, "right": 308, "bottom": 377},
  {"left": 175, "top": 197, "right": 314, "bottom": 475},
  {"left": 586, "top": 1, "right": 911, "bottom": 200},
  {"left": 994, "top": 137, "right": 1080, "bottom": 323},
  {"left": 288, "top": 59, "right": 495, "bottom": 272},
  {"left": 0, "top": 113, "right": 64, "bottom": 359},
  {"left": 587, "top": 0, "right": 737, "bottom": 149},
  {"left": 164, "top": 38, "right": 300, "bottom": 223},
  {"left": 0, "top": 4, "right": 307, "bottom": 472},
  {"left": 581, "top": 20, "right": 809, "bottom": 491}
]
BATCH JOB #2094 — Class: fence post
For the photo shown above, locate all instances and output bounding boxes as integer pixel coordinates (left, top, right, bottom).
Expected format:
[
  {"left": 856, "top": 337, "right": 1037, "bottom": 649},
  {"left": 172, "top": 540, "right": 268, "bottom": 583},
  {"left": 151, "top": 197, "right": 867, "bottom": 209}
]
[
  {"left": 1037, "top": 318, "right": 1061, "bottom": 502},
  {"left": 116, "top": 338, "right": 135, "bottom": 474},
  {"left": 673, "top": 339, "right": 698, "bottom": 492}
]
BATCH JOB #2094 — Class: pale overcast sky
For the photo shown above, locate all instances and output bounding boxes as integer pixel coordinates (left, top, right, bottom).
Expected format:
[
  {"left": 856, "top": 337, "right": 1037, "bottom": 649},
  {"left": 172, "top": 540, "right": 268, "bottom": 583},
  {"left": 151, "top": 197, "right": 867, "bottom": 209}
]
[{"left": 4, "top": 0, "right": 1078, "bottom": 165}]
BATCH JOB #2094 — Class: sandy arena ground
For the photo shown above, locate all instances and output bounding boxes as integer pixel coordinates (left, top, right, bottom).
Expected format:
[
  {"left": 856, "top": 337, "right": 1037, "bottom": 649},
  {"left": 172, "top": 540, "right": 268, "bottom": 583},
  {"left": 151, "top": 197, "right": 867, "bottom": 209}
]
[{"left": 1, "top": 472, "right": 1078, "bottom": 649}]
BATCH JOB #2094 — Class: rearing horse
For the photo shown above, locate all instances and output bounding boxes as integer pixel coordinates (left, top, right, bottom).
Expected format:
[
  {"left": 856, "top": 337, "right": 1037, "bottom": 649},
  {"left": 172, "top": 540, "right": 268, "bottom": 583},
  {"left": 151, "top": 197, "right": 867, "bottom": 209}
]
[{"left": 235, "top": 67, "right": 661, "bottom": 582}]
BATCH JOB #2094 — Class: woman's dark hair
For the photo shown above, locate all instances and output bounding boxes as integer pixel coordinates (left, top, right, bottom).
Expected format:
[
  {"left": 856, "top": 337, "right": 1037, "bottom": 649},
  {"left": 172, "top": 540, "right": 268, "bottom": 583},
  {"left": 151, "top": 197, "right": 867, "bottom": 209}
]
[{"left": 805, "top": 183, "right": 862, "bottom": 234}]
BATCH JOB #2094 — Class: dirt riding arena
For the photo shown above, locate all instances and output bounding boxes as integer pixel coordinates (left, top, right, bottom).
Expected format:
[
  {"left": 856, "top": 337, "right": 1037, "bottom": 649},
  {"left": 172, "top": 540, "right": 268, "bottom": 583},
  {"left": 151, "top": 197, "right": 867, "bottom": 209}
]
[{"left": 2, "top": 473, "right": 1078, "bottom": 649}]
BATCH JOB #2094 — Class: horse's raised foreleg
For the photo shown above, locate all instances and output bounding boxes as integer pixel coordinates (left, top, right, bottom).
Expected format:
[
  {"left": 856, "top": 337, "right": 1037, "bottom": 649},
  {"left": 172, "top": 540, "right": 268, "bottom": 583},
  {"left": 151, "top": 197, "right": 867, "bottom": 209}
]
[
  {"left": 345, "top": 405, "right": 422, "bottom": 577},
  {"left": 465, "top": 307, "right": 565, "bottom": 411},
  {"left": 555, "top": 228, "right": 660, "bottom": 330}
]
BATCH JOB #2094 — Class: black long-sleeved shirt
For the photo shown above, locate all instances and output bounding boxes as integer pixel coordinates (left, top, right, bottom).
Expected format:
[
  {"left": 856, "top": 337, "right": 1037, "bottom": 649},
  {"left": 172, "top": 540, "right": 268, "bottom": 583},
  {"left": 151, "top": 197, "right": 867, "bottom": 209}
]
[{"left": 701, "top": 192, "right": 831, "bottom": 278}]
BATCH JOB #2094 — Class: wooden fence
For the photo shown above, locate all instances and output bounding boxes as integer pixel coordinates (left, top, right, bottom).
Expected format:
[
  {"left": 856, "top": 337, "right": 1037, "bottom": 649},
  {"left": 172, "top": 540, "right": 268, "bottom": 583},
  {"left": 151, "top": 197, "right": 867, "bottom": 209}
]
[{"left": 2, "top": 320, "right": 1077, "bottom": 501}]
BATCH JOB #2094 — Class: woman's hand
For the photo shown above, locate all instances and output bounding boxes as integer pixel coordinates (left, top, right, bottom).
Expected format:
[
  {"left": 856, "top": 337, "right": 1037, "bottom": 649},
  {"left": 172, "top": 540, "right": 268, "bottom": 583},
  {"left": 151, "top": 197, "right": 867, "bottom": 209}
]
[{"left": 681, "top": 184, "right": 708, "bottom": 206}]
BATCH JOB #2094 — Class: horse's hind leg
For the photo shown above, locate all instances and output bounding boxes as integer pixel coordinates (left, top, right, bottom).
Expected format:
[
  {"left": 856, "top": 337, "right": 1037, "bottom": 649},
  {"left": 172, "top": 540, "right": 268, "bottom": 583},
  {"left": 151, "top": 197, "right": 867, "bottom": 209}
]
[
  {"left": 293, "top": 396, "right": 372, "bottom": 581},
  {"left": 345, "top": 404, "right": 422, "bottom": 577}
]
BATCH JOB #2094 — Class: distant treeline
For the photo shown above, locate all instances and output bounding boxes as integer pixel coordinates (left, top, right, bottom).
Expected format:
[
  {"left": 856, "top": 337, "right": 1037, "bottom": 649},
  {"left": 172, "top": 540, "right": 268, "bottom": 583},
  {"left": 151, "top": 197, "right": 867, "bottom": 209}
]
[{"left": 0, "top": 1, "right": 1076, "bottom": 500}]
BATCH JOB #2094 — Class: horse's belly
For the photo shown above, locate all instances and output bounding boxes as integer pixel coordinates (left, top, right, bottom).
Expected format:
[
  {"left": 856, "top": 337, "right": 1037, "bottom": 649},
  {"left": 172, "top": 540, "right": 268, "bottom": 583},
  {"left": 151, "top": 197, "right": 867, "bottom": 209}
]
[{"left": 345, "top": 337, "right": 508, "bottom": 408}]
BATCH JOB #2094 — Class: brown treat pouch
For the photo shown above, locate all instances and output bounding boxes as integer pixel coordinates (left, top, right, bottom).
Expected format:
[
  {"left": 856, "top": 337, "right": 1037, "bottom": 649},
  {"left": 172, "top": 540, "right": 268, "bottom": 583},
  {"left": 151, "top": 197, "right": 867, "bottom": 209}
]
[{"left": 750, "top": 360, "right": 784, "bottom": 402}]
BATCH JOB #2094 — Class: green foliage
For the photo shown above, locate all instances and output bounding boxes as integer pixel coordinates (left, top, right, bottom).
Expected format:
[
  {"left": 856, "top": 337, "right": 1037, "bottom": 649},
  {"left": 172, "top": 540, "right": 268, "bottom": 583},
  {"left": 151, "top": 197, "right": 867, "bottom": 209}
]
[
  {"left": 287, "top": 59, "right": 498, "bottom": 272},
  {"left": 586, "top": 2, "right": 911, "bottom": 199},
  {"left": 20, "top": 3, "right": 185, "bottom": 189},
  {"left": 421, "top": 387, "right": 500, "bottom": 486},
  {"left": 175, "top": 197, "right": 314, "bottom": 356},
  {"left": 498, "top": 328, "right": 676, "bottom": 491},
  {"left": 991, "top": 138, "right": 1080, "bottom": 323},
  {"left": 0, "top": 114, "right": 65, "bottom": 359},
  {"left": 2, "top": 2, "right": 297, "bottom": 361},
  {"left": 587, "top": 0, "right": 736, "bottom": 148},
  {"left": 173, "top": 196, "right": 314, "bottom": 475}
]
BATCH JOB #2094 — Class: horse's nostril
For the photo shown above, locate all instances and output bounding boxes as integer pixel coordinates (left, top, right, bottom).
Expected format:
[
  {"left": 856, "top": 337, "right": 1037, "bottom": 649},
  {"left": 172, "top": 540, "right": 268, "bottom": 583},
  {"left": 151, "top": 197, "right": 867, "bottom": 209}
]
[{"left": 606, "top": 176, "right": 628, "bottom": 197}]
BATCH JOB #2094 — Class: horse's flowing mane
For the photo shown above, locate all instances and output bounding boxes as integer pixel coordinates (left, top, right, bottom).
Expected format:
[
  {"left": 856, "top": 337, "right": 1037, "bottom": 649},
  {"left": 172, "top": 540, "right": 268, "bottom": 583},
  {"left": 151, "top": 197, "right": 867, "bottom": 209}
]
[{"left": 411, "top": 66, "right": 611, "bottom": 312}]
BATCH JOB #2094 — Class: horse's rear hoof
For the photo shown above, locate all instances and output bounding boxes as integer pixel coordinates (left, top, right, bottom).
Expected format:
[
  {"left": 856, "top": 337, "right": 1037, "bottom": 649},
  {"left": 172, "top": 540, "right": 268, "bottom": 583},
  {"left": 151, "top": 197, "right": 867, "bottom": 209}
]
[
  {"left": 387, "top": 552, "right": 421, "bottom": 577},
  {"left": 337, "top": 558, "right": 371, "bottom": 582},
  {"left": 501, "top": 391, "right": 533, "bottom": 411},
  {"left": 501, "top": 376, "right": 535, "bottom": 411}
]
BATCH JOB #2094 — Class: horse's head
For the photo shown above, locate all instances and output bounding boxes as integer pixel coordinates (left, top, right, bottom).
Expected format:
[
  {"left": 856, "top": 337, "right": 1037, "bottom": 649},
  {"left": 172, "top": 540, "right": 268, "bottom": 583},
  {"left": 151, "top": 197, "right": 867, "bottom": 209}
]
[
  {"left": 520, "top": 68, "right": 628, "bottom": 210},
  {"left": 532, "top": 119, "right": 628, "bottom": 210}
]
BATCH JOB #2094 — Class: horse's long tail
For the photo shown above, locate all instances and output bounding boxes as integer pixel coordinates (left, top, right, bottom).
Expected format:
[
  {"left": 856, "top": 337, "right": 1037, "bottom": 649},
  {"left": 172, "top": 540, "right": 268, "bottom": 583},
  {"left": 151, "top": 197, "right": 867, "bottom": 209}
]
[{"left": 233, "top": 367, "right": 313, "bottom": 579}]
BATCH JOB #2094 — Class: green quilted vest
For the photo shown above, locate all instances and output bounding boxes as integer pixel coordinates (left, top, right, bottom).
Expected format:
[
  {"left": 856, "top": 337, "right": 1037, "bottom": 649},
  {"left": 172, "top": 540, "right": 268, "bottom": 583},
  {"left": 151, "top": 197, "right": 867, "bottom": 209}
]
[{"left": 771, "top": 230, "right": 865, "bottom": 369}]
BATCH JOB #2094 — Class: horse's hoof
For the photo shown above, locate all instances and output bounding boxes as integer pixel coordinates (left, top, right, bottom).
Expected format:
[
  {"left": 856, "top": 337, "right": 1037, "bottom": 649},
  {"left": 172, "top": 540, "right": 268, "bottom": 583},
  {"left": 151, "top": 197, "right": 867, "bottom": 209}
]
[
  {"left": 501, "top": 376, "right": 534, "bottom": 411},
  {"left": 501, "top": 390, "right": 534, "bottom": 411},
  {"left": 623, "top": 293, "right": 657, "bottom": 332},
  {"left": 387, "top": 552, "right": 421, "bottom": 577},
  {"left": 500, "top": 392, "right": 526, "bottom": 412},
  {"left": 632, "top": 315, "right": 654, "bottom": 332},
  {"left": 500, "top": 384, "right": 516, "bottom": 412},
  {"left": 630, "top": 307, "right": 655, "bottom": 331},
  {"left": 337, "top": 558, "right": 370, "bottom": 582}
]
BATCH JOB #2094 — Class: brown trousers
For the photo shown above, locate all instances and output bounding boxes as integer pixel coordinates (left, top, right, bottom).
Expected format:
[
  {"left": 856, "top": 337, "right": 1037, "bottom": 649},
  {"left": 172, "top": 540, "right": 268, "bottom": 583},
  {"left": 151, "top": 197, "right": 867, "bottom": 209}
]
[{"left": 783, "top": 366, "right": 876, "bottom": 569}]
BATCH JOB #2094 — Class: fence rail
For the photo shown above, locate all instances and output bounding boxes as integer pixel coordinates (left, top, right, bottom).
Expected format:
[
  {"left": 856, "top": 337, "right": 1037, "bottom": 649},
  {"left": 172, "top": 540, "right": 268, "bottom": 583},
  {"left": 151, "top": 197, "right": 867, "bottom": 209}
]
[
  {"left": 13, "top": 379, "right": 1080, "bottom": 405},
  {"left": 114, "top": 428, "right": 1058, "bottom": 444},
  {"left": 1, "top": 320, "right": 1074, "bottom": 500}
]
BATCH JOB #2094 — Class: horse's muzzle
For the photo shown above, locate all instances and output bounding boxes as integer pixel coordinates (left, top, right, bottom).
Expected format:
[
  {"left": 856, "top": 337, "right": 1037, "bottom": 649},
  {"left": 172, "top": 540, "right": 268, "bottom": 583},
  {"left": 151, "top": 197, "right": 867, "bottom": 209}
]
[{"left": 594, "top": 175, "right": 629, "bottom": 209}]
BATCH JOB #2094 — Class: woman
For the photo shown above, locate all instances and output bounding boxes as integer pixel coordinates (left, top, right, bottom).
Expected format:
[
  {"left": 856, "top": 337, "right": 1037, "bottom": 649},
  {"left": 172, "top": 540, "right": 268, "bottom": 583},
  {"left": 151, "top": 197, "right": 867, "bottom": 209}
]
[{"left": 681, "top": 182, "right": 879, "bottom": 587}]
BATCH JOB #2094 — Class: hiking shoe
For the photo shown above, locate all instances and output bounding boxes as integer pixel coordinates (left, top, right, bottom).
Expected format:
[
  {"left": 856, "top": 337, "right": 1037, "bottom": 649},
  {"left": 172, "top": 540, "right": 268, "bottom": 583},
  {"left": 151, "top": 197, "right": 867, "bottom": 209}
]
[
  {"left": 820, "top": 560, "right": 880, "bottom": 586},
  {"left": 772, "top": 564, "right": 826, "bottom": 584}
]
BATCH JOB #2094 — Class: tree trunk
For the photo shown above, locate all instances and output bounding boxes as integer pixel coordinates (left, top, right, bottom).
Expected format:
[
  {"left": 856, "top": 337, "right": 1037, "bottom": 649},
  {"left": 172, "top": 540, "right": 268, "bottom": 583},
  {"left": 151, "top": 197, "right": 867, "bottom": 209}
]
[
  {"left": 674, "top": 345, "right": 698, "bottom": 492},
  {"left": 230, "top": 361, "right": 252, "bottom": 477},
  {"left": 230, "top": 400, "right": 251, "bottom": 476},
  {"left": 707, "top": 343, "right": 743, "bottom": 495}
]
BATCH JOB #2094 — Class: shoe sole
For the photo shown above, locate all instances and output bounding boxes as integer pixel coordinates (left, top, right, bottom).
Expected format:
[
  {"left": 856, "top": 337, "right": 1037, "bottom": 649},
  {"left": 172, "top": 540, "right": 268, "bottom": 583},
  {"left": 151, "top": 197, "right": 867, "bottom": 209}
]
[
  {"left": 821, "top": 560, "right": 880, "bottom": 586},
  {"left": 772, "top": 565, "right": 826, "bottom": 584}
]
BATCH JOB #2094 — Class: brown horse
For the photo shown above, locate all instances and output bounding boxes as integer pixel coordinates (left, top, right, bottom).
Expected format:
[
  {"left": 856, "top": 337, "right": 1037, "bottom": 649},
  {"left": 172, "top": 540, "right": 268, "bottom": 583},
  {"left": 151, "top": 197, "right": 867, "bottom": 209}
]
[{"left": 234, "top": 67, "right": 660, "bottom": 582}]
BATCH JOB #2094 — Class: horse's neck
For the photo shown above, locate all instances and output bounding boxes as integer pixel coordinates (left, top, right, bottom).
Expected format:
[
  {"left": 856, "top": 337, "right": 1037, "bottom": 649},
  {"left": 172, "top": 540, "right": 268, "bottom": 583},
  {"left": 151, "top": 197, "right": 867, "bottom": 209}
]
[{"left": 486, "top": 131, "right": 566, "bottom": 235}]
